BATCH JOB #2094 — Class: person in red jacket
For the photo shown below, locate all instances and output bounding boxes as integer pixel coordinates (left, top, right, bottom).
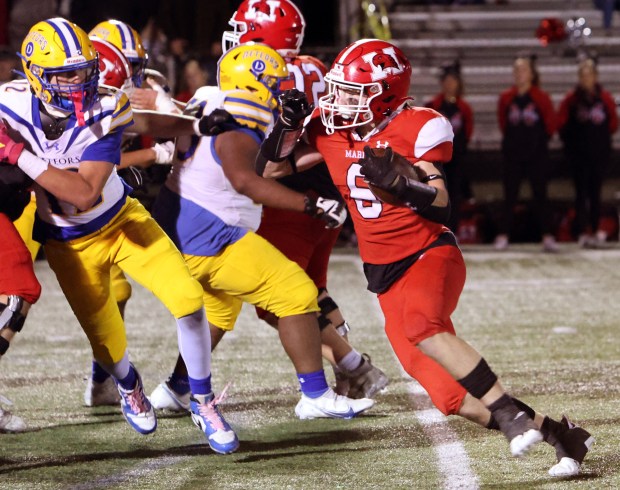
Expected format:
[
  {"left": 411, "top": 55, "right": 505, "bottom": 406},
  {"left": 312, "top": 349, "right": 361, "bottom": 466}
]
[
  {"left": 425, "top": 60, "right": 474, "bottom": 233},
  {"left": 558, "top": 55, "right": 618, "bottom": 247},
  {"left": 495, "top": 53, "right": 558, "bottom": 252}
]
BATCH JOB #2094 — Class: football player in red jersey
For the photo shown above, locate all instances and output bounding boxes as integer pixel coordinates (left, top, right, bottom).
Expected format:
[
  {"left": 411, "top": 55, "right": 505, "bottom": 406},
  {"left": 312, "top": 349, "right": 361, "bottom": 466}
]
[
  {"left": 258, "top": 38, "right": 593, "bottom": 477},
  {"left": 222, "top": 0, "right": 389, "bottom": 399},
  {"left": 0, "top": 164, "right": 42, "bottom": 432}
]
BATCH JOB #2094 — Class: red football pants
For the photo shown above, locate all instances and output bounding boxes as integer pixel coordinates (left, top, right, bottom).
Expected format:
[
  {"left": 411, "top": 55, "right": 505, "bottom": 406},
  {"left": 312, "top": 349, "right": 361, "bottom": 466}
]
[
  {"left": 257, "top": 206, "right": 341, "bottom": 289},
  {"left": 0, "top": 213, "right": 41, "bottom": 303},
  {"left": 378, "top": 245, "right": 468, "bottom": 415}
]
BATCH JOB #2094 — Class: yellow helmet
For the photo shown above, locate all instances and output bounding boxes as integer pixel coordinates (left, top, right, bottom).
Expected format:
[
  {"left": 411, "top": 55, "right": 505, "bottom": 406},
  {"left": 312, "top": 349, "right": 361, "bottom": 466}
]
[
  {"left": 89, "top": 20, "right": 148, "bottom": 87},
  {"left": 217, "top": 42, "right": 288, "bottom": 110},
  {"left": 20, "top": 18, "right": 99, "bottom": 115}
]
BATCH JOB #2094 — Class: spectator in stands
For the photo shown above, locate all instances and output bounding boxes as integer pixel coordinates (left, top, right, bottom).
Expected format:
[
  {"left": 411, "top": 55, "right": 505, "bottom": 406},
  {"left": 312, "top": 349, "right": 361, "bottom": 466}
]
[
  {"left": 175, "top": 55, "right": 215, "bottom": 103},
  {"left": 0, "top": 47, "right": 18, "bottom": 84},
  {"left": 495, "top": 53, "right": 558, "bottom": 252},
  {"left": 593, "top": 0, "right": 615, "bottom": 32},
  {"left": 425, "top": 60, "right": 474, "bottom": 234},
  {"left": 558, "top": 55, "right": 618, "bottom": 248}
]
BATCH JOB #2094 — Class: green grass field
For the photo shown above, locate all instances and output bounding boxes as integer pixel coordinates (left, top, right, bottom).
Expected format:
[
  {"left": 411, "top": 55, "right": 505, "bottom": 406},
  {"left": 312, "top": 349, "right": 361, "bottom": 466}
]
[{"left": 1, "top": 245, "right": 619, "bottom": 489}]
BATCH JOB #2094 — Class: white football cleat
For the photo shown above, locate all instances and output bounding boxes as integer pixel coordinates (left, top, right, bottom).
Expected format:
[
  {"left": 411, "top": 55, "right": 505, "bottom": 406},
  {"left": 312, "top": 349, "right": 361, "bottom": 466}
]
[
  {"left": 549, "top": 457, "right": 580, "bottom": 478},
  {"left": 548, "top": 415, "right": 594, "bottom": 477},
  {"left": 150, "top": 382, "right": 190, "bottom": 412},
  {"left": 84, "top": 376, "right": 121, "bottom": 407},
  {"left": 510, "top": 428, "right": 543, "bottom": 457},
  {"left": 295, "top": 388, "right": 374, "bottom": 420},
  {"left": 0, "top": 396, "right": 26, "bottom": 433}
]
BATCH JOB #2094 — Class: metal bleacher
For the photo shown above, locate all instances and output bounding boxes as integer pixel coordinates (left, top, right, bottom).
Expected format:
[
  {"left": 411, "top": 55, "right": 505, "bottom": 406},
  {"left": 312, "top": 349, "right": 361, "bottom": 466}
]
[{"left": 388, "top": 0, "right": 620, "bottom": 152}]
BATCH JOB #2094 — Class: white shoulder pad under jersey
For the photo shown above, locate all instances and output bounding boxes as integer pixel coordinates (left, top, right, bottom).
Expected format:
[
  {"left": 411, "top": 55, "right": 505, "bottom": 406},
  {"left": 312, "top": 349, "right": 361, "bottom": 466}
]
[{"left": 0, "top": 81, "right": 134, "bottom": 241}]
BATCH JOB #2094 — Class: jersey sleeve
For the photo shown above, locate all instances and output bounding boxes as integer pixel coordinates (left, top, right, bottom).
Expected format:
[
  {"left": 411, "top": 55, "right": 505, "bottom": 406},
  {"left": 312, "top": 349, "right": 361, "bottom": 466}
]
[
  {"left": 414, "top": 113, "right": 454, "bottom": 163},
  {"left": 81, "top": 128, "right": 122, "bottom": 164},
  {"left": 109, "top": 91, "right": 134, "bottom": 134},
  {"left": 221, "top": 90, "right": 274, "bottom": 140}
]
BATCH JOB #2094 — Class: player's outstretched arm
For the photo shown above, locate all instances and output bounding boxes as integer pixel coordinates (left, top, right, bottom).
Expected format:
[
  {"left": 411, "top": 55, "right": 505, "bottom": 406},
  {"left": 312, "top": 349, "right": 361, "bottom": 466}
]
[
  {"left": 132, "top": 109, "right": 241, "bottom": 139},
  {"left": 217, "top": 130, "right": 307, "bottom": 212},
  {"left": 217, "top": 130, "right": 345, "bottom": 228},
  {"left": 258, "top": 141, "right": 323, "bottom": 178}
]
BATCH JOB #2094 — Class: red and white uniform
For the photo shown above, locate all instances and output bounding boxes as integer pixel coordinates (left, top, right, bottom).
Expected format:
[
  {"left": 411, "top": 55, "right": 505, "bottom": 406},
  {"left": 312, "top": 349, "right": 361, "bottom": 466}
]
[
  {"left": 306, "top": 105, "right": 470, "bottom": 415},
  {"left": 257, "top": 55, "right": 338, "bottom": 291},
  {"left": 306, "top": 105, "right": 453, "bottom": 264}
]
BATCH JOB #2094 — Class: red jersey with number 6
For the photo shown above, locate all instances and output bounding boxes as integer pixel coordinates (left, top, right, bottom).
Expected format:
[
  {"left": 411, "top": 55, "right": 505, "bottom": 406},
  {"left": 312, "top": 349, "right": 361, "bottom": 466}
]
[{"left": 305, "top": 104, "right": 454, "bottom": 265}]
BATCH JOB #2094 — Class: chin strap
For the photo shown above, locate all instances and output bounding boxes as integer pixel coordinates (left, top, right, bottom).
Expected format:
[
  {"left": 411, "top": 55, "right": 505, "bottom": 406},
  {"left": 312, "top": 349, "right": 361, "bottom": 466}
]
[{"left": 71, "top": 93, "right": 86, "bottom": 126}]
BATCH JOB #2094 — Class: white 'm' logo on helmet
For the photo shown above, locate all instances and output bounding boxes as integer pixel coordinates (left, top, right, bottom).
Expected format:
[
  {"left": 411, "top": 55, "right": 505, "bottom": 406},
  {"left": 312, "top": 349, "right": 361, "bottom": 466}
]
[
  {"left": 246, "top": 0, "right": 280, "bottom": 22},
  {"left": 361, "top": 47, "right": 405, "bottom": 82}
]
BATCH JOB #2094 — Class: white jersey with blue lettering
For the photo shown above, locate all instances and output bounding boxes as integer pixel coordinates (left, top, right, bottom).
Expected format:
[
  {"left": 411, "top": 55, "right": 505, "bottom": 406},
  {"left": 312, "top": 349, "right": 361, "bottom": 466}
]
[
  {"left": 153, "top": 87, "right": 274, "bottom": 256},
  {"left": 0, "top": 80, "right": 133, "bottom": 241}
]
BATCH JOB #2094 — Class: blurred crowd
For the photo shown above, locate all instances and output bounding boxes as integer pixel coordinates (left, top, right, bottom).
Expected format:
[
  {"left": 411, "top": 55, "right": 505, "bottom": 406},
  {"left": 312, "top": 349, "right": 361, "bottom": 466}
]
[{"left": 1, "top": 1, "right": 617, "bottom": 251}]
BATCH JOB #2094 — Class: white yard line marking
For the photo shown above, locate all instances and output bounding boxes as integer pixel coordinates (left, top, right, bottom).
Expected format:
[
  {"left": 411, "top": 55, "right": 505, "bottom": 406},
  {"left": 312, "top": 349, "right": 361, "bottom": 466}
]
[
  {"left": 333, "top": 253, "right": 479, "bottom": 490},
  {"left": 68, "top": 455, "right": 189, "bottom": 490}
]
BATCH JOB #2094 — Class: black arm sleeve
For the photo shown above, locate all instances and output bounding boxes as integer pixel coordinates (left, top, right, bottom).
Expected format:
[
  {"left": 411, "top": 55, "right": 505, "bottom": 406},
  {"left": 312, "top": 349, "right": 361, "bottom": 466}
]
[
  {"left": 393, "top": 176, "right": 438, "bottom": 213},
  {"left": 418, "top": 199, "right": 451, "bottom": 225},
  {"left": 255, "top": 117, "right": 303, "bottom": 175},
  {"left": 416, "top": 165, "right": 450, "bottom": 225}
]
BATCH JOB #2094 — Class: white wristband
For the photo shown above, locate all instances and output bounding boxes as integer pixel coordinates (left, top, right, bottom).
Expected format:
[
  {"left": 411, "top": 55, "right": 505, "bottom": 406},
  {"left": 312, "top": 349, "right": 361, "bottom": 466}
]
[{"left": 17, "top": 150, "right": 48, "bottom": 181}]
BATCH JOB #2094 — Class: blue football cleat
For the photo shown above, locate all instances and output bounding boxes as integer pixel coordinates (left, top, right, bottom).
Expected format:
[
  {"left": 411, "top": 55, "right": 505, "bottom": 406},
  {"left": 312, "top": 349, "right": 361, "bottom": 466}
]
[
  {"left": 117, "top": 370, "right": 157, "bottom": 435},
  {"left": 190, "top": 390, "right": 239, "bottom": 454}
]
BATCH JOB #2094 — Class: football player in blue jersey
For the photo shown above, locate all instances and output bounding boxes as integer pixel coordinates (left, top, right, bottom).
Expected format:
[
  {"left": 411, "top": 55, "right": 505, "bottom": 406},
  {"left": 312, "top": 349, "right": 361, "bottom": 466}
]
[
  {"left": 147, "top": 42, "right": 374, "bottom": 420},
  {"left": 0, "top": 18, "right": 238, "bottom": 454}
]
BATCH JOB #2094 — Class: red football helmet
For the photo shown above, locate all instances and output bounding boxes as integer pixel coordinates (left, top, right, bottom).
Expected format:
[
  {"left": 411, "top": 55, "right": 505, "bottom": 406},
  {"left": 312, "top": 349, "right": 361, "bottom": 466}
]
[
  {"left": 90, "top": 37, "right": 133, "bottom": 91},
  {"left": 319, "top": 39, "right": 412, "bottom": 133},
  {"left": 222, "top": 0, "right": 305, "bottom": 58}
]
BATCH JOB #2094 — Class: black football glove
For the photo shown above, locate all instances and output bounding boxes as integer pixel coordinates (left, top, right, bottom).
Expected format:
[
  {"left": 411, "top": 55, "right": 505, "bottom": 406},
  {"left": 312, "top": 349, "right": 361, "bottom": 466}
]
[
  {"left": 197, "top": 108, "right": 241, "bottom": 136},
  {"left": 358, "top": 146, "right": 400, "bottom": 191},
  {"left": 118, "top": 166, "right": 147, "bottom": 192},
  {"left": 279, "top": 88, "right": 313, "bottom": 128},
  {"left": 304, "top": 195, "right": 347, "bottom": 229}
]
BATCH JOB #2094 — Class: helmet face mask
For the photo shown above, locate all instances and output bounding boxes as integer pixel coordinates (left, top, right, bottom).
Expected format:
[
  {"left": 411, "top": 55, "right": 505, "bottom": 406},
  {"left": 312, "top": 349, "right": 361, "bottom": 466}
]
[
  {"left": 89, "top": 20, "right": 148, "bottom": 87},
  {"left": 222, "top": 0, "right": 305, "bottom": 59},
  {"left": 20, "top": 18, "right": 100, "bottom": 116},
  {"left": 319, "top": 77, "right": 382, "bottom": 132},
  {"left": 221, "top": 18, "right": 247, "bottom": 53},
  {"left": 217, "top": 42, "right": 288, "bottom": 110},
  {"left": 318, "top": 39, "right": 412, "bottom": 134}
]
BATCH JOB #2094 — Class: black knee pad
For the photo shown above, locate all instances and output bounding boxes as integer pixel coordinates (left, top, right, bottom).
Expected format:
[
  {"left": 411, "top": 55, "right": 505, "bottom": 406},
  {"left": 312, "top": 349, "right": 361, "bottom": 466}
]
[
  {"left": 317, "top": 314, "right": 331, "bottom": 331},
  {"left": 457, "top": 358, "right": 498, "bottom": 399},
  {"left": 318, "top": 295, "right": 339, "bottom": 316},
  {"left": 317, "top": 295, "right": 340, "bottom": 331}
]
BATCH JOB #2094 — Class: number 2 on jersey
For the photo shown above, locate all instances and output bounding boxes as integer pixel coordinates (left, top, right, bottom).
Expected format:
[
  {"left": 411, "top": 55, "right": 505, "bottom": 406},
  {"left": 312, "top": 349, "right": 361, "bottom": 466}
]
[{"left": 287, "top": 62, "right": 326, "bottom": 107}]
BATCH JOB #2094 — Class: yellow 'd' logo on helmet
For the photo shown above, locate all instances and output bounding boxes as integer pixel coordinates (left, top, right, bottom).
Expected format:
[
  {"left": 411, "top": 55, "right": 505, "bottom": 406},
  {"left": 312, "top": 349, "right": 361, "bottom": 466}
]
[
  {"left": 217, "top": 43, "right": 289, "bottom": 111},
  {"left": 20, "top": 18, "right": 99, "bottom": 118}
]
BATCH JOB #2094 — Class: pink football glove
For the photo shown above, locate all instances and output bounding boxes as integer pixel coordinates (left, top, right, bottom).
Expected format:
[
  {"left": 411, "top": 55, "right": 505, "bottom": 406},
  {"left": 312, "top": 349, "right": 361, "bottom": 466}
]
[{"left": 0, "top": 124, "right": 25, "bottom": 165}]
